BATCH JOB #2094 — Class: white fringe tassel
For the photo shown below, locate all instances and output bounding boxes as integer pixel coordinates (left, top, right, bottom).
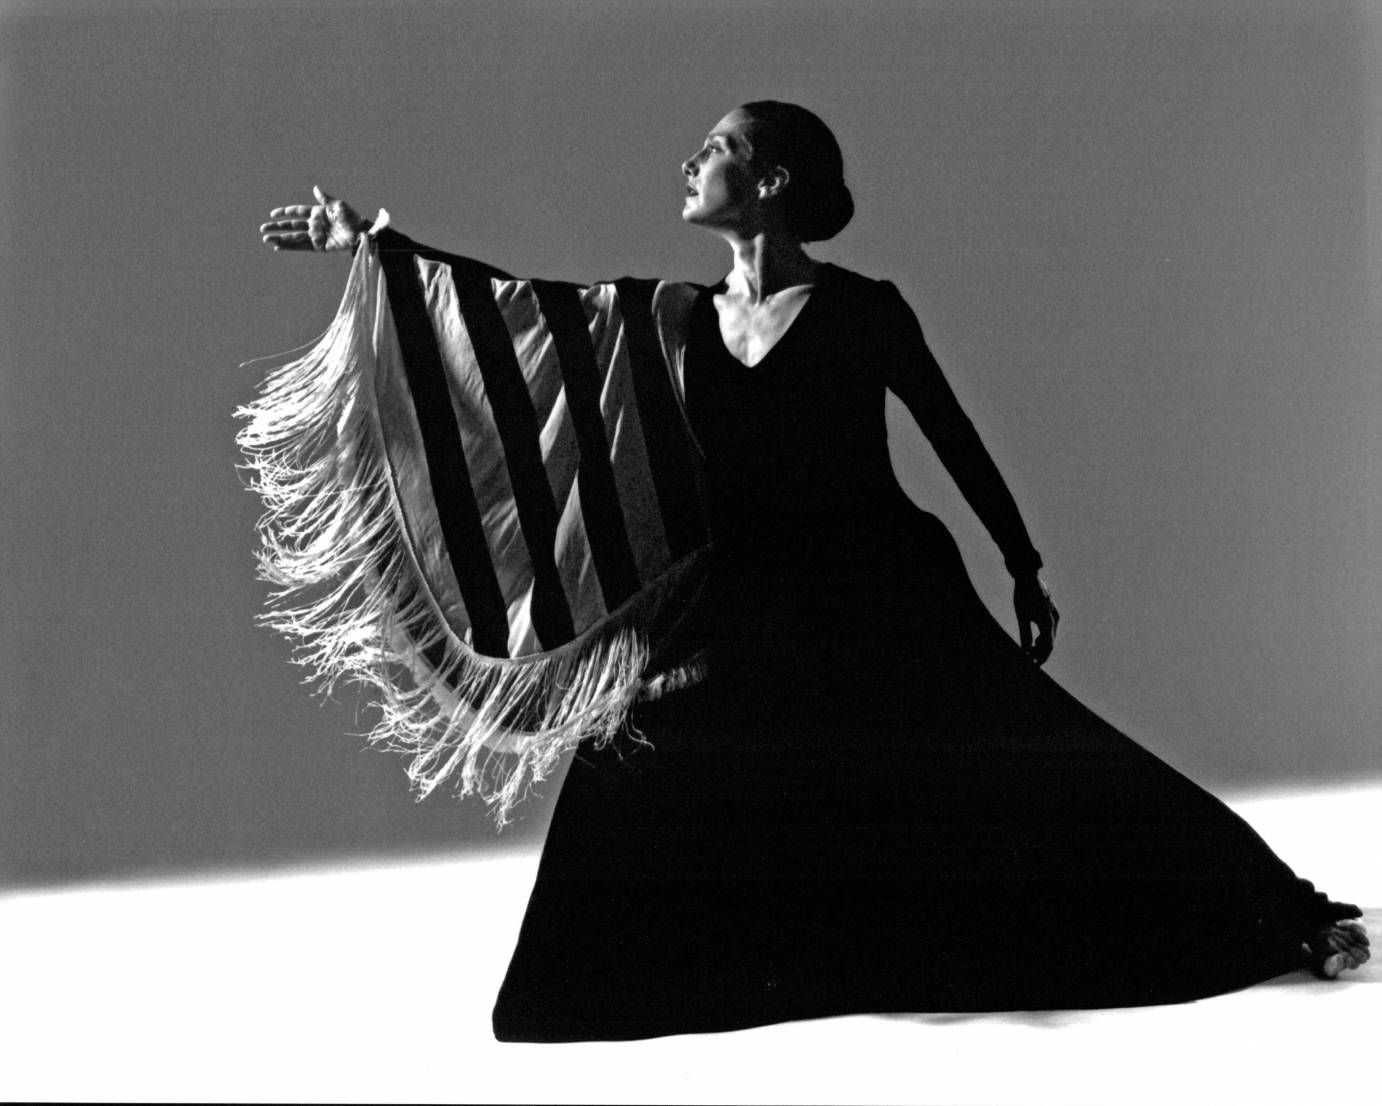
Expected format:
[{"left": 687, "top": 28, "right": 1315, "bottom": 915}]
[{"left": 236, "top": 247, "right": 656, "bottom": 826}]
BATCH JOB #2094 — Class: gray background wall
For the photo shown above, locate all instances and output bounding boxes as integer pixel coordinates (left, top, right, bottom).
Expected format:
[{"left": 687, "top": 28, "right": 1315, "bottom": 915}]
[{"left": 3, "top": 0, "right": 1378, "bottom": 888}]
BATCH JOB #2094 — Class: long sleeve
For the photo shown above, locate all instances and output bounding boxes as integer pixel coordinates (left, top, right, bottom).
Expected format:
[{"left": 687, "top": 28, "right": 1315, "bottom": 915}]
[{"left": 877, "top": 281, "right": 1042, "bottom": 577}]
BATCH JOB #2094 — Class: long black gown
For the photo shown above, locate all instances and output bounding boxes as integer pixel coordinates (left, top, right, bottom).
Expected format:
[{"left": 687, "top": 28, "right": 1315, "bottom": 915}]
[{"left": 491, "top": 263, "right": 1359, "bottom": 1042}]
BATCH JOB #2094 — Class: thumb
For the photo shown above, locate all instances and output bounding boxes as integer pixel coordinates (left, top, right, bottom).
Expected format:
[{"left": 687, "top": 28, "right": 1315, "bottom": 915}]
[{"left": 313, "top": 185, "right": 332, "bottom": 205}]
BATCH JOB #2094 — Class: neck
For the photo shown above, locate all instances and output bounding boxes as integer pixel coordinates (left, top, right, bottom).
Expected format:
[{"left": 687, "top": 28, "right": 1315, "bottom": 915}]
[{"left": 720, "top": 230, "right": 817, "bottom": 304}]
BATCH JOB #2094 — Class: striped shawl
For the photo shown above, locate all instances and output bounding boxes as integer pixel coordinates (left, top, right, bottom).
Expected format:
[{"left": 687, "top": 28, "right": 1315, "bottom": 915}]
[{"left": 238, "top": 225, "right": 711, "bottom": 822}]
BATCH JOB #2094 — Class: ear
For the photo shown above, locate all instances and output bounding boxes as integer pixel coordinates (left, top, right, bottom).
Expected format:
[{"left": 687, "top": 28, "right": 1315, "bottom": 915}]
[{"left": 757, "top": 165, "right": 790, "bottom": 202}]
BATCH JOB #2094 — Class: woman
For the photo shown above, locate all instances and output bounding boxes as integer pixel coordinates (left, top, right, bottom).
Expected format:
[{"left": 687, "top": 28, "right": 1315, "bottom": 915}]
[{"left": 259, "top": 101, "right": 1368, "bottom": 1041}]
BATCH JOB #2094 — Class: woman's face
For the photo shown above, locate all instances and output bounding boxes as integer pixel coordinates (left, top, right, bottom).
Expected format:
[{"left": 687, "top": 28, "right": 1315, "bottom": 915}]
[{"left": 681, "top": 110, "right": 761, "bottom": 233}]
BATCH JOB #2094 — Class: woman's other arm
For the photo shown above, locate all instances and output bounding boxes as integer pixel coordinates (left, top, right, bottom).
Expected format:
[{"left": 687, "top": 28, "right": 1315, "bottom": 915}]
[{"left": 878, "top": 282, "right": 1058, "bottom": 664}]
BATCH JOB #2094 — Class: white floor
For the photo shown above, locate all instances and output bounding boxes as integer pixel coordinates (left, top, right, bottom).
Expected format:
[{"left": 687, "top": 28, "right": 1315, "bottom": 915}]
[{"left": 2, "top": 784, "right": 1377, "bottom": 1106}]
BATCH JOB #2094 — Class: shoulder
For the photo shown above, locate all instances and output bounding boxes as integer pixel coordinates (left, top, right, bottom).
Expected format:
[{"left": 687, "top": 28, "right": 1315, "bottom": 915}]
[
  {"left": 821, "top": 263, "right": 909, "bottom": 307},
  {"left": 819, "top": 264, "right": 919, "bottom": 332},
  {"left": 820, "top": 262, "right": 885, "bottom": 292},
  {"left": 648, "top": 280, "right": 715, "bottom": 365},
  {"left": 651, "top": 279, "right": 703, "bottom": 321}
]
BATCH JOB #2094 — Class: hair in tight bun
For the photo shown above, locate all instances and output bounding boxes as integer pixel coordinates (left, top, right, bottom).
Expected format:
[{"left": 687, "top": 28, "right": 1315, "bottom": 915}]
[{"left": 738, "top": 101, "right": 854, "bottom": 243}]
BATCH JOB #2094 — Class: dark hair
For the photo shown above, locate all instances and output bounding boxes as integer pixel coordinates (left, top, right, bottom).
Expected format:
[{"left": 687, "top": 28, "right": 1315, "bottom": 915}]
[{"left": 738, "top": 100, "right": 854, "bottom": 243}]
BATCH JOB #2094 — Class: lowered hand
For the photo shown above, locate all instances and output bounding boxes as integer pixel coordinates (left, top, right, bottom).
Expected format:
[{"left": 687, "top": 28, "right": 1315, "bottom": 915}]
[{"left": 1014, "top": 573, "right": 1058, "bottom": 665}]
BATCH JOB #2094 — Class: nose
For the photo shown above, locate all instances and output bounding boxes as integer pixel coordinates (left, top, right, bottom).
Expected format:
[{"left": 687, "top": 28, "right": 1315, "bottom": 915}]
[{"left": 681, "top": 155, "right": 696, "bottom": 178}]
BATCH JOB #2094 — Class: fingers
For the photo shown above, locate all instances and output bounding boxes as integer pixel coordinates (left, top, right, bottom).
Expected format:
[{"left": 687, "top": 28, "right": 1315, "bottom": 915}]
[
  {"left": 1021, "top": 605, "right": 1057, "bottom": 665},
  {"left": 1037, "top": 599, "right": 1058, "bottom": 664},
  {"left": 1043, "top": 605, "right": 1059, "bottom": 658},
  {"left": 1021, "top": 615, "right": 1053, "bottom": 665},
  {"left": 1307, "top": 923, "right": 1371, "bottom": 976},
  {"left": 1328, "top": 922, "right": 1371, "bottom": 961},
  {"left": 261, "top": 214, "right": 314, "bottom": 249},
  {"left": 1015, "top": 575, "right": 1058, "bottom": 664},
  {"left": 263, "top": 232, "right": 314, "bottom": 250},
  {"left": 261, "top": 207, "right": 314, "bottom": 250},
  {"left": 1032, "top": 586, "right": 1058, "bottom": 664},
  {"left": 261, "top": 202, "right": 329, "bottom": 250}
]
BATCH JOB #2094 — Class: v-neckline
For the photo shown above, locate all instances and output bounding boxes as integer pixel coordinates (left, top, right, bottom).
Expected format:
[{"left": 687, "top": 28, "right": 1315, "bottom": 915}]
[{"left": 705, "top": 265, "right": 829, "bottom": 369}]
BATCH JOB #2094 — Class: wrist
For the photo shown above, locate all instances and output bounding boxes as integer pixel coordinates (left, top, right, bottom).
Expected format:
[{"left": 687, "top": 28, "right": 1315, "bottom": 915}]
[
  {"left": 1005, "top": 552, "right": 1043, "bottom": 580},
  {"left": 362, "top": 208, "right": 389, "bottom": 238},
  {"left": 350, "top": 209, "right": 389, "bottom": 255}
]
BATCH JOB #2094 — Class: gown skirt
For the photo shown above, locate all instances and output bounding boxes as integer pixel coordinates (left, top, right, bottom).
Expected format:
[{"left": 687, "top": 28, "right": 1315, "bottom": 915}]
[{"left": 491, "top": 271, "right": 1359, "bottom": 1042}]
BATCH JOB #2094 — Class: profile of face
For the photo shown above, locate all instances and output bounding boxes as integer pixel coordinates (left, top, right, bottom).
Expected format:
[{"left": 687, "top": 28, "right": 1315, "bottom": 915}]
[{"left": 681, "top": 109, "right": 764, "bottom": 233}]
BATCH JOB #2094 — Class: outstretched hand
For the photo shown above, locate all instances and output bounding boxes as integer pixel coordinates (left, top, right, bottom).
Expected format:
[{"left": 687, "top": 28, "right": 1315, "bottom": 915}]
[
  {"left": 259, "top": 186, "right": 371, "bottom": 252},
  {"left": 1014, "top": 573, "right": 1059, "bottom": 665}
]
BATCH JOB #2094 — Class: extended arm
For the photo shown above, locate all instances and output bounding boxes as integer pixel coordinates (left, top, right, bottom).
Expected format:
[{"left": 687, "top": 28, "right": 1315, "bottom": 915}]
[
  {"left": 246, "top": 196, "right": 708, "bottom": 818},
  {"left": 258, "top": 187, "right": 514, "bottom": 281},
  {"left": 879, "top": 282, "right": 1058, "bottom": 663}
]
